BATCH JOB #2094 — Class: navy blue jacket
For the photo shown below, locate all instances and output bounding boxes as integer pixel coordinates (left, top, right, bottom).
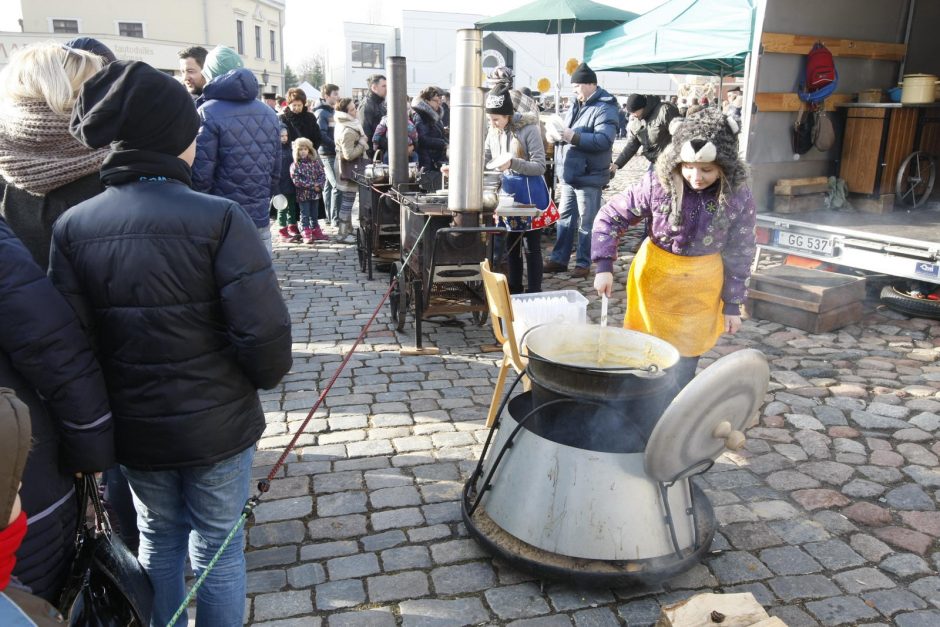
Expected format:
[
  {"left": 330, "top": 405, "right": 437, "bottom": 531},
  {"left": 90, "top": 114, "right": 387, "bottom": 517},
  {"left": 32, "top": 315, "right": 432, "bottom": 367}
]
[
  {"left": 0, "top": 216, "right": 113, "bottom": 601},
  {"left": 277, "top": 143, "right": 294, "bottom": 196},
  {"left": 314, "top": 101, "right": 336, "bottom": 156},
  {"left": 49, "top": 154, "right": 292, "bottom": 470},
  {"left": 192, "top": 69, "right": 281, "bottom": 228},
  {"left": 412, "top": 100, "right": 447, "bottom": 172},
  {"left": 557, "top": 86, "right": 619, "bottom": 189}
]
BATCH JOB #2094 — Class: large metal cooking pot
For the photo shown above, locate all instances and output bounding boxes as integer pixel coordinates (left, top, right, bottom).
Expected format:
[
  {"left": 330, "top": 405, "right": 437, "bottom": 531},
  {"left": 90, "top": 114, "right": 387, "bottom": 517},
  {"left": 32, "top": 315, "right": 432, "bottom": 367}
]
[
  {"left": 483, "top": 171, "right": 502, "bottom": 189},
  {"left": 365, "top": 152, "right": 389, "bottom": 183},
  {"left": 523, "top": 323, "right": 680, "bottom": 451},
  {"left": 482, "top": 189, "right": 499, "bottom": 210}
]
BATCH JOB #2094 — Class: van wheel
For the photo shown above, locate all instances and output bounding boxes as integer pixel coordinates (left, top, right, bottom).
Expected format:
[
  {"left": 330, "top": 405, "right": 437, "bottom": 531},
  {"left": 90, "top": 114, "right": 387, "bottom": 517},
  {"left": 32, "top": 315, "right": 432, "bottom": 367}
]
[{"left": 880, "top": 284, "right": 940, "bottom": 320}]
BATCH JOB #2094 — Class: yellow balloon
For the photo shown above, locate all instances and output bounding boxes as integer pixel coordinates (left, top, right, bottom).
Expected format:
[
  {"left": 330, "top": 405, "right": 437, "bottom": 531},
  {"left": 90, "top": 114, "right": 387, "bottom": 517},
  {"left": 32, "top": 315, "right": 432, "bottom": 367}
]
[
  {"left": 565, "top": 58, "right": 580, "bottom": 75},
  {"left": 537, "top": 78, "right": 551, "bottom": 92}
]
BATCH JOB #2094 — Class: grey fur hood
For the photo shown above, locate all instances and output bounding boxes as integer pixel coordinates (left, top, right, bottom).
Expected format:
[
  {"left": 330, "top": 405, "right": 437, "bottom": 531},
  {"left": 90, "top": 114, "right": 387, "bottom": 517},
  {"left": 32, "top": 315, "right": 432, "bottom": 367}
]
[{"left": 654, "top": 107, "right": 748, "bottom": 226}]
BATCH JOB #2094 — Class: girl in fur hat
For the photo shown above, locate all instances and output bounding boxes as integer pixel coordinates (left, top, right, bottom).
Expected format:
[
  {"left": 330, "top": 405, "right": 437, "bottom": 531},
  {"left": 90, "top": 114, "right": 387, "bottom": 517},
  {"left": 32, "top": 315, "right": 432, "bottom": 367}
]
[{"left": 592, "top": 108, "right": 756, "bottom": 390}]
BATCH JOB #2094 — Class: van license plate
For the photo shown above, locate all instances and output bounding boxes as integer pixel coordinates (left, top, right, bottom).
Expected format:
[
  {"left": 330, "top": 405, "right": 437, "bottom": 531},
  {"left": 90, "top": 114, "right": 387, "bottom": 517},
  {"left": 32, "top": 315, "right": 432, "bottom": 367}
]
[{"left": 775, "top": 232, "right": 834, "bottom": 256}]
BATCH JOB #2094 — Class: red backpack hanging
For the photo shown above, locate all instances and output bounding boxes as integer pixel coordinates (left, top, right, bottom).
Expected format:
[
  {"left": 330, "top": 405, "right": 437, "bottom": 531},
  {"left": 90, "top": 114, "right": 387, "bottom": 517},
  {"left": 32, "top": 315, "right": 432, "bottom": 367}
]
[{"left": 804, "top": 42, "right": 836, "bottom": 90}]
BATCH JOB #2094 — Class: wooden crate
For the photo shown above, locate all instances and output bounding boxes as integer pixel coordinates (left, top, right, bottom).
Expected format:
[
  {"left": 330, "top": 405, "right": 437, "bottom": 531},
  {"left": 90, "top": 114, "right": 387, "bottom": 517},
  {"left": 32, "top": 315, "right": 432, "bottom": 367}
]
[
  {"left": 773, "top": 192, "right": 828, "bottom": 213},
  {"left": 774, "top": 176, "right": 829, "bottom": 196},
  {"left": 746, "top": 265, "right": 866, "bottom": 333}
]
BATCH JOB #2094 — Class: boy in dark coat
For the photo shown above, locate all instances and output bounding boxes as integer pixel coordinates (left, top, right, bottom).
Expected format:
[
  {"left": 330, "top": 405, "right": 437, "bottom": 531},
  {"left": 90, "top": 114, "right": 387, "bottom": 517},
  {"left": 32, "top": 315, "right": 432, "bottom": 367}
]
[{"left": 52, "top": 60, "right": 292, "bottom": 626}]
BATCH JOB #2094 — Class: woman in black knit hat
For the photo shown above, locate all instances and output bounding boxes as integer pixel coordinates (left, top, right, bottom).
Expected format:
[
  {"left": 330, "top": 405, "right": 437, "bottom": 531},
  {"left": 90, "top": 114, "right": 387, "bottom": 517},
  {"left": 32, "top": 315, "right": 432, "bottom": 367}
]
[{"left": 484, "top": 84, "right": 547, "bottom": 294}]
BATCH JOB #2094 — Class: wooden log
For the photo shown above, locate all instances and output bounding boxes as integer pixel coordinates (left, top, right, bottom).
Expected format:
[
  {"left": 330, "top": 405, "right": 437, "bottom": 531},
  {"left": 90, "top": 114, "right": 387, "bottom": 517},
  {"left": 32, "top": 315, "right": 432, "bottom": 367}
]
[
  {"left": 773, "top": 192, "right": 827, "bottom": 213},
  {"left": 656, "top": 592, "right": 770, "bottom": 627},
  {"left": 761, "top": 32, "right": 906, "bottom": 61},
  {"left": 774, "top": 176, "right": 830, "bottom": 195}
]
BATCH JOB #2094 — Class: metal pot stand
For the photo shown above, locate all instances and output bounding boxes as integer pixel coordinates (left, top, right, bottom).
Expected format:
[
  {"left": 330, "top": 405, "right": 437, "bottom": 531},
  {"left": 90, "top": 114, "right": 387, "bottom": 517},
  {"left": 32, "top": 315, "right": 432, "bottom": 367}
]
[{"left": 463, "top": 349, "right": 770, "bottom": 587}]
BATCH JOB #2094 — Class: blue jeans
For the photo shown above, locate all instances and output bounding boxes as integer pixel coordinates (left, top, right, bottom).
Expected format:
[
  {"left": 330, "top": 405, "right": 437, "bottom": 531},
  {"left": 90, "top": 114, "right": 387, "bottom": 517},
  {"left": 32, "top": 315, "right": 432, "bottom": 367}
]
[
  {"left": 549, "top": 183, "right": 602, "bottom": 269},
  {"left": 320, "top": 155, "right": 342, "bottom": 226},
  {"left": 298, "top": 198, "right": 320, "bottom": 229},
  {"left": 122, "top": 447, "right": 255, "bottom": 627}
]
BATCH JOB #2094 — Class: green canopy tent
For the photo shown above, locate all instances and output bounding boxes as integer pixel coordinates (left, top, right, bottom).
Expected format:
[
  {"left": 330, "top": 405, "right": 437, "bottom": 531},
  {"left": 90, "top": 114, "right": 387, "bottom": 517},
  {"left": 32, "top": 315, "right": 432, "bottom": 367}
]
[
  {"left": 475, "top": 0, "right": 638, "bottom": 112},
  {"left": 583, "top": 0, "right": 757, "bottom": 79}
]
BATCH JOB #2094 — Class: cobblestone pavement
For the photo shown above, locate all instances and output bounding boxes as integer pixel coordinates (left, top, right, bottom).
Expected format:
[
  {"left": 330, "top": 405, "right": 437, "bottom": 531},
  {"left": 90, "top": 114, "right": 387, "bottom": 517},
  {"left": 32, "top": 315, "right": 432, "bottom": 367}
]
[{"left": 242, "top": 149, "right": 940, "bottom": 626}]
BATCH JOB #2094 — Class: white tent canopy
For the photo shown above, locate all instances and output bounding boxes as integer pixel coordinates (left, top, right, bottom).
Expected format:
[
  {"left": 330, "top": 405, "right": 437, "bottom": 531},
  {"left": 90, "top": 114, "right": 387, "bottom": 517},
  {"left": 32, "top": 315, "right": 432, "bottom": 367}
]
[{"left": 296, "top": 81, "right": 321, "bottom": 102}]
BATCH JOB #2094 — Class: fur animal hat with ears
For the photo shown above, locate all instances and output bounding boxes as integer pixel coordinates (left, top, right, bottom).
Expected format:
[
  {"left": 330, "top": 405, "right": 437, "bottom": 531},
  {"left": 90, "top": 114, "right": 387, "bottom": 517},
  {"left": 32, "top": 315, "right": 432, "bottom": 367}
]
[{"left": 655, "top": 107, "right": 748, "bottom": 227}]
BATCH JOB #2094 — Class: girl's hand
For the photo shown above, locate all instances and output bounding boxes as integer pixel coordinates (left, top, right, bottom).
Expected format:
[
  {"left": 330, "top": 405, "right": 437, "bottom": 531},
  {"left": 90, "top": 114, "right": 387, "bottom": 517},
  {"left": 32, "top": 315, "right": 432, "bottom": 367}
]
[
  {"left": 594, "top": 272, "right": 613, "bottom": 298},
  {"left": 724, "top": 314, "right": 742, "bottom": 334}
]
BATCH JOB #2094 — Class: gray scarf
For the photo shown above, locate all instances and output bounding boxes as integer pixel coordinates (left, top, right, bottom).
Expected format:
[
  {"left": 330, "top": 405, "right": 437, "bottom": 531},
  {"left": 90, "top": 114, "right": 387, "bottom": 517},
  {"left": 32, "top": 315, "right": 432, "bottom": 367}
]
[{"left": 0, "top": 99, "right": 108, "bottom": 195}]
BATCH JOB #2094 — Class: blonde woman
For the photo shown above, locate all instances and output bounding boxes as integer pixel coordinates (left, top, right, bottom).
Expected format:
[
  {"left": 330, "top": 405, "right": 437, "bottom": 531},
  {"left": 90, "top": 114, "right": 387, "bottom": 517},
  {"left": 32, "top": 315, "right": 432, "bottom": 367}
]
[
  {"left": 0, "top": 42, "right": 106, "bottom": 266},
  {"left": 0, "top": 42, "right": 113, "bottom": 604},
  {"left": 333, "top": 97, "right": 367, "bottom": 244}
]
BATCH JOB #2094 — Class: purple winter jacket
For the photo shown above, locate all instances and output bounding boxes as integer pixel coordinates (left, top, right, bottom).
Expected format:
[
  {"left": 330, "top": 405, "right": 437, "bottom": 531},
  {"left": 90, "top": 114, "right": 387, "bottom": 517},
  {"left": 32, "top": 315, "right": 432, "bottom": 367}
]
[{"left": 592, "top": 170, "right": 757, "bottom": 313}]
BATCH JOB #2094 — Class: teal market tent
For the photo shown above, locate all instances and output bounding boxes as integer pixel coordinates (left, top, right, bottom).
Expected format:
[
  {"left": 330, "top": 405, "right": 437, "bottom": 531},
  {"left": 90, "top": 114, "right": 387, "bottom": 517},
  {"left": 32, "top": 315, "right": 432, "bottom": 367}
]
[
  {"left": 583, "top": 0, "right": 757, "bottom": 76},
  {"left": 476, "top": 0, "right": 639, "bottom": 111}
]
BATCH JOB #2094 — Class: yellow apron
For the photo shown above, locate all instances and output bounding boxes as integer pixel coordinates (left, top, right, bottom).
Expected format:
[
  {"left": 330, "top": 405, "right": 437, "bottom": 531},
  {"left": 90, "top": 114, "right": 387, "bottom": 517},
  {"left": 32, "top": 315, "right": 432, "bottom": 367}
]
[{"left": 624, "top": 239, "right": 725, "bottom": 357}]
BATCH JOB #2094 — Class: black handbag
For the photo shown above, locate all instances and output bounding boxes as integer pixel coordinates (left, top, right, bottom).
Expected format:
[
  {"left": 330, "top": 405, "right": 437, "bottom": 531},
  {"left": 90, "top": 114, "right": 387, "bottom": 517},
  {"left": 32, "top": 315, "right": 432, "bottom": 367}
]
[{"left": 58, "top": 475, "right": 153, "bottom": 626}]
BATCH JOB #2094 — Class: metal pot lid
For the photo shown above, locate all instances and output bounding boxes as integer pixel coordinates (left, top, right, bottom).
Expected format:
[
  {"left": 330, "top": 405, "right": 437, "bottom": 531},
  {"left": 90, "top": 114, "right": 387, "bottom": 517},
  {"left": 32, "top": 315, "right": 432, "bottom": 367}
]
[{"left": 644, "top": 349, "right": 769, "bottom": 482}]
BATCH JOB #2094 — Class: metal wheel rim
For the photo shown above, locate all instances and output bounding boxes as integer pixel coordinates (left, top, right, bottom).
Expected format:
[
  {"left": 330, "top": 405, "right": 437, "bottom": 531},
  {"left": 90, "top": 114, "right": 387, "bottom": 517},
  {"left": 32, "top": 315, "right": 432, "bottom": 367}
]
[{"left": 896, "top": 151, "right": 936, "bottom": 208}]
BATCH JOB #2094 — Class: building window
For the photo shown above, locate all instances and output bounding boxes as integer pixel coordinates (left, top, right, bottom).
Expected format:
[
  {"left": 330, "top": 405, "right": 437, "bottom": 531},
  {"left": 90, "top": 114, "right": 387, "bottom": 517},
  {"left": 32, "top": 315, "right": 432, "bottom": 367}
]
[
  {"left": 236, "top": 20, "right": 244, "bottom": 55},
  {"left": 255, "top": 26, "right": 261, "bottom": 58},
  {"left": 118, "top": 22, "right": 143, "bottom": 38},
  {"left": 52, "top": 19, "right": 78, "bottom": 34},
  {"left": 351, "top": 42, "right": 384, "bottom": 69},
  {"left": 269, "top": 30, "right": 276, "bottom": 61}
]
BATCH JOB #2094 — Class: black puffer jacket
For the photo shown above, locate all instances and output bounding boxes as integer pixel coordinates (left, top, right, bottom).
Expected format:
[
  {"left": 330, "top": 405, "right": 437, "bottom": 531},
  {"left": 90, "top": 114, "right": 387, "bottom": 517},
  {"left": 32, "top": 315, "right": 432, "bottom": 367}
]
[
  {"left": 49, "top": 150, "right": 293, "bottom": 470},
  {"left": 0, "top": 216, "right": 113, "bottom": 602},
  {"left": 411, "top": 98, "right": 447, "bottom": 172},
  {"left": 279, "top": 108, "right": 321, "bottom": 150}
]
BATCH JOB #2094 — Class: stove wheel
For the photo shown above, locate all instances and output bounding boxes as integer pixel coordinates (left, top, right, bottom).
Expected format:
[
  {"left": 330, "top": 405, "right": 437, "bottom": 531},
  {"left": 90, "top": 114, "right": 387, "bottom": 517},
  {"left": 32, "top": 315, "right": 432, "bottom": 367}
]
[{"left": 388, "top": 262, "right": 408, "bottom": 332}]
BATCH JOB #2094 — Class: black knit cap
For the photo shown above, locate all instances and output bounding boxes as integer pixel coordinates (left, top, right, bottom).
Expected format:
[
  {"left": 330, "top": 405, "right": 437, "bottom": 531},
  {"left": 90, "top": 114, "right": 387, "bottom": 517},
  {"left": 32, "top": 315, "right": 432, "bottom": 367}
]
[
  {"left": 570, "top": 62, "right": 597, "bottom": 85},
  {"left": 485, "top": 85, "right": 514, "bottom": 116},
  {"left": 63, "top": 37, "right": 117, "bottom": 64},
  {"left": 70, "top": 60, "right": 200, "bottom": 156},
  {"left": 626, "top": 93, "right": 647, "bottom": 112}
]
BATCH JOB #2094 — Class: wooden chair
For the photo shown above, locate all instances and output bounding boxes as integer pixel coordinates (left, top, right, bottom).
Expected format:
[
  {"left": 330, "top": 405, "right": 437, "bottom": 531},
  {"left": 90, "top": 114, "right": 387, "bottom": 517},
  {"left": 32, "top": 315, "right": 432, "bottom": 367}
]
[{"left": 480, "top": 260, "right": 528, "bottom": 428}]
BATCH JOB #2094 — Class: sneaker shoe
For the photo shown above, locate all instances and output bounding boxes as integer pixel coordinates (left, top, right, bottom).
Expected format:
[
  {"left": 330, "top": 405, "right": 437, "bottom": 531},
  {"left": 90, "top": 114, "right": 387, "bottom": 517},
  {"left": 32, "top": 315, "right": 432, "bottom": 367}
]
[
  {"left": 302, "top": 227, "right": 314, "bottom": 244},
  {"left": 342, "top": 233, "right": 357, "bottom": 244},
  {"left": 571, "top": 266, "right": 590, "bottom": 279},
  {"left": 543, "top": 260, "right": 568, "bottom": 273},
  {"left": 311, "top": 226, "right": 330, "bottom": 241},
  {"left": 287, "top": 224, "right": 300, "bottom": 237},
  {"left": 278, "top": 227, "right": 291, "bottom": 243}
]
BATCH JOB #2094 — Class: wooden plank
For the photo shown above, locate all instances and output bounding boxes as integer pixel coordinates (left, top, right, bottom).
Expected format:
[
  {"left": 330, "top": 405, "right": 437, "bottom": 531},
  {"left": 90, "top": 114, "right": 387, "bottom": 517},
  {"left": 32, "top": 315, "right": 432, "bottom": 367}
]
[
  {"left": 880, "top": 108, "right": 918, "bottom": 194},
  {"left": 852, "top": 193, "right": 895, "bottom": 214},
  {"left": 774, "top": 177, "right": 830, "bottom": 195},
  {"left": 755, "top": 92, "right": 853, "bottom": 112},
  {"left": 748, "top": 288, "right": 822, "bottom": 313},
  {"left": 840, "top": 115, "right": 886, "bottom": 194},
  {"left": 773, "top": 193, "right": 828, "bottom": 213},
  {"left": 761, "top": 32, "right": 906, "bottom": 61},
  {"left": 748, "top": 298, "right": 863, "bottom": 333},
  {"left": 846, "top": 107, "right": 888, "bottom": 119}
]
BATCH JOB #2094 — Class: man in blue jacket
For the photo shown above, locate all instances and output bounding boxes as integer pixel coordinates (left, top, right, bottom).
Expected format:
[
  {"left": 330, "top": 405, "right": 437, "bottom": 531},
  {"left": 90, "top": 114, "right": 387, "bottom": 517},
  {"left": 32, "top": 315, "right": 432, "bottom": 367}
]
[
  {"left": 192, "top": 46, "right": 281, "bottom": 255},
  {"left": 314, "top": 83, "right": 342, "bottom": 227},
  {"left": 544, "top": 63, "right": 619, "bottom": 279}
]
